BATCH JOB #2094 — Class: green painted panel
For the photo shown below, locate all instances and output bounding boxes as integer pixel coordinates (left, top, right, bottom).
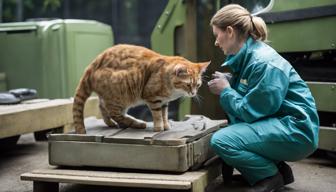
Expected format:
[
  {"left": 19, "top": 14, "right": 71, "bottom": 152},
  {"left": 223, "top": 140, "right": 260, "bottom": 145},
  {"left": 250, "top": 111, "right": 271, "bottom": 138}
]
[
  {"left": 272, "top": 0, "right": 336, "bottom": 12},
  {"left": 151, "top": 0, "right": 191, "bottom": 120},
  {"left": 151, "top": 0, "right": 186, "bottom": 55},
  {"left": 318, "top": 126, "right": 336, "bottom": 151},
  {"left": 307, "top": 82, "right": 336, "bottom": 112},
  {"left": 267, "top": 17, "right": 336, "bottom": 52}
]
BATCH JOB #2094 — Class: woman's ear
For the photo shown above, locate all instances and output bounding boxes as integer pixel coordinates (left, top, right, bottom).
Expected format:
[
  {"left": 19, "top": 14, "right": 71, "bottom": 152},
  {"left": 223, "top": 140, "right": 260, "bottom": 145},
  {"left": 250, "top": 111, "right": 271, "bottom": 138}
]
[{"left": 226, "top": 26, "right": 234, "bottom": 38}]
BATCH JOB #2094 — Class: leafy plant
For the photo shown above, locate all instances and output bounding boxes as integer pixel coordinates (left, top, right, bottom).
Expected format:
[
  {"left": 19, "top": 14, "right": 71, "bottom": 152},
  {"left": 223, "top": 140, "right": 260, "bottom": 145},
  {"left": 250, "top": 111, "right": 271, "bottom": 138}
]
[{"left": 43, "top": 0, "right": 61, "bottom": 11}]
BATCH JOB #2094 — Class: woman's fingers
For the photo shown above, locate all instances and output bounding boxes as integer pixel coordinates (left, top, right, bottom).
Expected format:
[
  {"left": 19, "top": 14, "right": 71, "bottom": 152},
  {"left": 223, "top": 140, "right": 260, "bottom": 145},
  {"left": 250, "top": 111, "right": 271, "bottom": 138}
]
[{"left": 212, "top": 71, "right": 225, "bottom": 79}]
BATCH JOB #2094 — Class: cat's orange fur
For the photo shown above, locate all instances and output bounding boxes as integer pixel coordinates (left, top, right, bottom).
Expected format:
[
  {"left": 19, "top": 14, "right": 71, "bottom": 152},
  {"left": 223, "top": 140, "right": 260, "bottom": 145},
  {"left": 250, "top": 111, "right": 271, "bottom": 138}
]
[{"left": 73, "top": 44, "right": 209, "bottom": 134}]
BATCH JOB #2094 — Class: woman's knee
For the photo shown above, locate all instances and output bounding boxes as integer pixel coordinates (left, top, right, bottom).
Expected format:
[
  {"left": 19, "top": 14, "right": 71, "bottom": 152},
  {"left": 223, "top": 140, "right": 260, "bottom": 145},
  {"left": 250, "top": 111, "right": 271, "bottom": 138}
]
[
  {"left": 210, "top": 130, "right": 237, "bottom": 155},
  {"left": 210, "top": 131, "right": 225, "bottom": 151}
]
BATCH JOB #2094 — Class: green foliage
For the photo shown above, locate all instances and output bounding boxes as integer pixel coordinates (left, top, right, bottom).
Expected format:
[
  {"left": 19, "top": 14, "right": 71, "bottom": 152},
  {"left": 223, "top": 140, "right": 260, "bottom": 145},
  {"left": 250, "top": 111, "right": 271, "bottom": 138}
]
[
  {"left": 43, "top": 0, "right": 62, "bottom": 11},
  {"left": 2, "top": 0, "right": 62, "bottom": 22},
  {"left": 2, "top": 0, "right": 17, "bottom": 22}
]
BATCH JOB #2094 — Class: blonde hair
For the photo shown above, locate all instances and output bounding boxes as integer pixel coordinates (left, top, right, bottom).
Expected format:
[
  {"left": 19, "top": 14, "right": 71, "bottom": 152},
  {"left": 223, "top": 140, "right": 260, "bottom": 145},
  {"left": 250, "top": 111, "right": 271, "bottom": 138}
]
[{"left": 210, "top": 4, "right": 268, "bottom": 41}]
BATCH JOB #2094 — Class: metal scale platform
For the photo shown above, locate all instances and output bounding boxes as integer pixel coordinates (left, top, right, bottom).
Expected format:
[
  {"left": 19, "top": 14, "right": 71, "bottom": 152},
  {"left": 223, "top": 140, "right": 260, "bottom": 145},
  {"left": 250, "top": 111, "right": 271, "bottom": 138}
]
[
  {"left": 21, "top": 115, "right": 227, "bottom": 192},
  {"left": 48, "top": 115, "right": 227, "bottom": 172}
]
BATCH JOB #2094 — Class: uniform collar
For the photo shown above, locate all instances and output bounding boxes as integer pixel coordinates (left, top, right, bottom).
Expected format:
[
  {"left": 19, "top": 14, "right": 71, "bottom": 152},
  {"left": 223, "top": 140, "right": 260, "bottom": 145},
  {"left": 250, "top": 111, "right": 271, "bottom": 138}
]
[{"left": 221, "top": 37, "right": 254, "bottom": 72}]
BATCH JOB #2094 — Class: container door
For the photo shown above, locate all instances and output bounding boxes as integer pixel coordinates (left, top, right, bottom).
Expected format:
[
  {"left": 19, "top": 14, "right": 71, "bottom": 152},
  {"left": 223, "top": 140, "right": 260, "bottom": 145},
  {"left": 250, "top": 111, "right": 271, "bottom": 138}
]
[
  {"left": 64, "top": 20, "right": 113, "bottom": 98},
  {"left": 40, "top": 21, "right": 67, "bottom": 98},
  {"left": 0, "top": 23, "right": 43, "bottom": 93}
]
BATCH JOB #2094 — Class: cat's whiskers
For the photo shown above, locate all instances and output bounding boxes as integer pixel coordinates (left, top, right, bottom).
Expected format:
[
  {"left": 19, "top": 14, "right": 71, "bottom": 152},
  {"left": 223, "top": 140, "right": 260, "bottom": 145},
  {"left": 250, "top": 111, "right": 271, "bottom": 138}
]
[
  {"left": 202, "top": 75, "right": 211, "bottom": 80},
  {"left": 202, "top": 75, "right": 211, "bottom": 84},
  {"left": 192, "top": 94, "right": 204, "bottom": 106}
]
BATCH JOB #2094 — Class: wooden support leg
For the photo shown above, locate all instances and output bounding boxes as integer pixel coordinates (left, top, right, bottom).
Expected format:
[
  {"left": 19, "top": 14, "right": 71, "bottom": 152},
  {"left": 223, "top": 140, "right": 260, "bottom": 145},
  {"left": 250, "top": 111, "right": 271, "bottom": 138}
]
[
  {"left": 191, "top": 163, "right": 222, "bottom": 192},
  {"left": 33, "top": 181, "right": 59, "bottom": 192}
]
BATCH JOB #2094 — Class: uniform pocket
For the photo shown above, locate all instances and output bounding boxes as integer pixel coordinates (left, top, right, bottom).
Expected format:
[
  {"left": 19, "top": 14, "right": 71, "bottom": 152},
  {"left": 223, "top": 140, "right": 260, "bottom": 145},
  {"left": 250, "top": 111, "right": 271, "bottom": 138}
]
[{"left": 237, "top": 83, "right": 248, "bottom": 94}]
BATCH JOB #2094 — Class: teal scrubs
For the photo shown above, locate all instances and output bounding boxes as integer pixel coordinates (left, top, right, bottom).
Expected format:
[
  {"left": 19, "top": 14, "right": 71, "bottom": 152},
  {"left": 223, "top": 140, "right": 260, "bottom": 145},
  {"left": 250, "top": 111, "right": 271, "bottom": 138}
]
[{"left": 210, "top": 37, "right": 319, "bottom": 185}]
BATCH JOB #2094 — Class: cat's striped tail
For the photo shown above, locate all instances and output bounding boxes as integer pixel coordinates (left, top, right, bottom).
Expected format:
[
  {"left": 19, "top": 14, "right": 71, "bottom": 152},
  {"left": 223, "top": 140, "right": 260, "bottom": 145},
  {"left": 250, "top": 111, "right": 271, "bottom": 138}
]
[{"left": 72, "top": 67, "right": 93, "bottom": 134}]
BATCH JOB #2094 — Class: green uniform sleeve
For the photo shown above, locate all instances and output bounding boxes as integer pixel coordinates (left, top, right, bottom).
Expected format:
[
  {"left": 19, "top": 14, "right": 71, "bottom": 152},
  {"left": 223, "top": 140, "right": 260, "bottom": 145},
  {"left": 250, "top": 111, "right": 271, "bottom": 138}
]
[{"left": 219, "top": 65, "right": 289, "bottom": 123}]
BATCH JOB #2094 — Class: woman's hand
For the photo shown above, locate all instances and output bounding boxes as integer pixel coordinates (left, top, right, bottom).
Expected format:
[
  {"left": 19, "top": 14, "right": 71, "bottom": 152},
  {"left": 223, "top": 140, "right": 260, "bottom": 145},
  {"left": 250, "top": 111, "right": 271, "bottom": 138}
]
[
  {"left": 208, "top": 77, "right": 230, "bottom": 95},
  {"left": 212, "top": 71, "right": 232, "bottom": 81}
]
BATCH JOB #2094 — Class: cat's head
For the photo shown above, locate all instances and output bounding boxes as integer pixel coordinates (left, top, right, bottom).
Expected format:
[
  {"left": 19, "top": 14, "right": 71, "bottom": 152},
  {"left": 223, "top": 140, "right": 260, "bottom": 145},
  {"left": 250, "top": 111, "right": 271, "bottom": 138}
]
[{"left": 170, "top": 59, "right": 210, "bottom": 97}]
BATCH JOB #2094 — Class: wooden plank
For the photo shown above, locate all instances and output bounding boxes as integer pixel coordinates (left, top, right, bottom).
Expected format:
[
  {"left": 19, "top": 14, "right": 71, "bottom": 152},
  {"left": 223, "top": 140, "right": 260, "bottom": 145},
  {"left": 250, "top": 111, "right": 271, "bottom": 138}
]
[
  {"left": 21, "top": 167, "right": 192, "bottom": 190},
  {"left": 21, "top": 163, "right": 221, "bottom": 191},
  {"left": 191, "top": 163, "right": 222, "bottom": 192},
  {"left": 0, "top": 97, "right": 100, "bottom": 139}
]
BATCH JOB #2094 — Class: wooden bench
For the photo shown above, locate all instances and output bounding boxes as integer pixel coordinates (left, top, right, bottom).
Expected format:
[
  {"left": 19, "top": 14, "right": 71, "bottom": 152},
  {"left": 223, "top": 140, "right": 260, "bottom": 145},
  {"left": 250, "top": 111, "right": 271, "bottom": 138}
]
[
  {"left": 21, "top": 163, "right": 221, "bottom": 192},
  {"left": 0, "top": 97, "right": 100, "bottom": 139}
]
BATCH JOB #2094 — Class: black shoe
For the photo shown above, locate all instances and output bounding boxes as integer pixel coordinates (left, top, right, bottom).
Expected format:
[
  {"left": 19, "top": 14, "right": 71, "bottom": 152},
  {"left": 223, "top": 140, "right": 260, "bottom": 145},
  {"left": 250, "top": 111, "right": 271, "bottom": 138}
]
[
  {"left": 221, "top": 160, "right": 234, "bottom": 185},
  {"left": 231, "top": 174, "right": 249, "bottom": 185},
  {"left": 277, "top": 161, "right": 294, "bottom": 185},
  {"left": 248, "top": 172, "right": 284, "bottom": 192}
]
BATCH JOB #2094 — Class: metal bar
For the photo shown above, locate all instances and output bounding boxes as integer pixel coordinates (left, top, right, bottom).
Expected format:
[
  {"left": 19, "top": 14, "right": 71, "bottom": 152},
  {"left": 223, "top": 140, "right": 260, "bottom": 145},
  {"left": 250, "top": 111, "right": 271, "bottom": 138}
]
[
  {"left": 259, "top": 5, "right": 336, "bottom": 24},
  {"left": 0, "top": 0, "right": 3, "bottom": 23},
  {"left": 16, "top": 0, "right": 23, "bottom": 22}
]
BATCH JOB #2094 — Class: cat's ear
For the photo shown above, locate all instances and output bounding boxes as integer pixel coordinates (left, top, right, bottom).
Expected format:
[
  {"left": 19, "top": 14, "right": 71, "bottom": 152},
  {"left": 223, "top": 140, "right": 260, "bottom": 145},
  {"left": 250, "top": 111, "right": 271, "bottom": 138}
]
[
  {"left": 199, "top": 61, "right": 210, "bottom": 73},
  {"left": 156, "top": 58, "right": 166, "bottom": 66},
  {"left": 174, "top": 64, "right": 188, "bottom": 77}
]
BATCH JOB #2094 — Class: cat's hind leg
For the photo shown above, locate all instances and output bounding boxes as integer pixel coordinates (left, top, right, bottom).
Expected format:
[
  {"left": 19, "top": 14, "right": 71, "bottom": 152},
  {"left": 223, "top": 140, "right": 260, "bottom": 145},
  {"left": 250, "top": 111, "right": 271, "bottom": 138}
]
[
  {"left": 105, "top": 102, "right": 147, "bottom": 129},
  {"left": 99, "top": 98, "right": 119, "bottom": 128}
]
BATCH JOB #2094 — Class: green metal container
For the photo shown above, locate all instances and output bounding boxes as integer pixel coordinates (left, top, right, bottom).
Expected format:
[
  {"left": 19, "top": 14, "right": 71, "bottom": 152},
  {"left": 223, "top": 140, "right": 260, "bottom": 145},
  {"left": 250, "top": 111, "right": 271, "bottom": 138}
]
[
  {"left": 0, "top": 19, "right": 113, "bottom": 98},
  {"left": 0, "top": 73, "right": 6, "bottom": 91},
  {"left": 263, "top": 0, "right": 336, "bottom": 52}
]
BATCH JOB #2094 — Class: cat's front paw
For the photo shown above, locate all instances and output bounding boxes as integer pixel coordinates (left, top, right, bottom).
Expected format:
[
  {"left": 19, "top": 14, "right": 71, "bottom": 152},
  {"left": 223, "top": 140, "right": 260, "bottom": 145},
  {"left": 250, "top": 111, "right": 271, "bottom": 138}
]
[
  {"left": 103, "top": 118, "right": 118, "bottom": 128},
  {"left": 153, "top": 126, "right": 164, "bottom": 132},
  {"left": 75, "top": 128, "right": 87, "bottom": 134},
  {"left": 134, "top": 122, "right": 147, "bottom": 129},
  {"left": 163, "top": 123, "right": 171, "bottom": 131}
]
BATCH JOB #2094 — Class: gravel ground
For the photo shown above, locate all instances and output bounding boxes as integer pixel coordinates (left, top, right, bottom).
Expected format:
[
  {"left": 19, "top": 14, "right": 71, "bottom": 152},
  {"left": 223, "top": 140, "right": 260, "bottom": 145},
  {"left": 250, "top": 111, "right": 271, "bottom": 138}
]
[{"left": 1, "top": 133, "right": 336, "bottom": 192}]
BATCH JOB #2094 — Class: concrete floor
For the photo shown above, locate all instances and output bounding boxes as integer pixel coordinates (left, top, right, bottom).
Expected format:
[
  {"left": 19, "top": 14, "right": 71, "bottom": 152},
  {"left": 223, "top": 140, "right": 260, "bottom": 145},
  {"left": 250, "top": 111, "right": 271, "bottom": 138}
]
[{"left": 1, "top": 133, "right": 336, "bottom": 192}]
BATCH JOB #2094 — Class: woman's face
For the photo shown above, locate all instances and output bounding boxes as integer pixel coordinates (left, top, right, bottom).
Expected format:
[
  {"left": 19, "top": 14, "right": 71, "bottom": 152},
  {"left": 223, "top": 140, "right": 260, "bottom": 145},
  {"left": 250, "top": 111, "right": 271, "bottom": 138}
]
[{"left": 212, "top": 25, "right": 236, "bottom": 55}]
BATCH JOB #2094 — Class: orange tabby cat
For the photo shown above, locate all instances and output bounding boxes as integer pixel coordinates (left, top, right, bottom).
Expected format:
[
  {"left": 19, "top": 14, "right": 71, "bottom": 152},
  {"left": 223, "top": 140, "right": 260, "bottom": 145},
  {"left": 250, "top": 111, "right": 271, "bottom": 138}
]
[{"left": 73, "top": 44, "right": 209, "bottom": 134}]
